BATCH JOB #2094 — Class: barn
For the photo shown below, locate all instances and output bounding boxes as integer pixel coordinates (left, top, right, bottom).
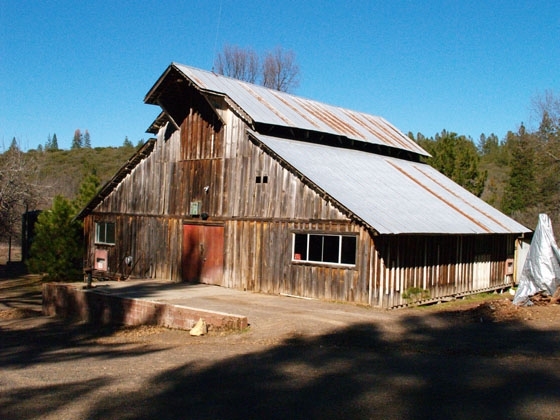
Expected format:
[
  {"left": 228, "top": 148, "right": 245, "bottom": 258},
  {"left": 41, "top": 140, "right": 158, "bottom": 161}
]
[{"left": 77, "top": 63, "right": 530, "bottom": 308}]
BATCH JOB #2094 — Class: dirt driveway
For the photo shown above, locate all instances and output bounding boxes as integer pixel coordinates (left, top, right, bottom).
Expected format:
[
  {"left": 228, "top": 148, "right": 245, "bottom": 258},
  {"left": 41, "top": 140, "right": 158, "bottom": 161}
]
[{"left": 2, "top": 274, "right": 560, "bottom": 420}]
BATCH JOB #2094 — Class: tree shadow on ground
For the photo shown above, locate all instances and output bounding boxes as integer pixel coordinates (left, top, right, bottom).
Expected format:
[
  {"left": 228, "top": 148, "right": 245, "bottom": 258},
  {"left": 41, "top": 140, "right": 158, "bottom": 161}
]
[
  {"left": 0, "top": 274, "right": 43, "bottom": 309},
  {"left": 0, "top": 313, "right": 169, "bottom": 420},
  {"left": 0, "top": 378, "right": 112, "bottom": 419},
  {"left": 0, "top": 318, "right": 165, "bottom": 369},
  {"left": 90, "top": 279, "right": 207, "bottom": 300},
  {"left": 82, "top": 315, "right": 560, "bottom": 420}
]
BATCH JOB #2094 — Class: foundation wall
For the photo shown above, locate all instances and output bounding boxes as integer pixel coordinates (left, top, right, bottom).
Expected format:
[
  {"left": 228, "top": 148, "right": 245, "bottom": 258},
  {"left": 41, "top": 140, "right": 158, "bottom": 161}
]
[{"left": 42, "top": 283, "right": 248, "bottom": 331}]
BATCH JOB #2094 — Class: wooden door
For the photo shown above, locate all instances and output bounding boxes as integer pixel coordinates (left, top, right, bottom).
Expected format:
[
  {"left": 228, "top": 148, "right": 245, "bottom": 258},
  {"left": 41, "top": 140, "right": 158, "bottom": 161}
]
[{"left": 182, "top": 224, "right": 224, "bottom": 285}]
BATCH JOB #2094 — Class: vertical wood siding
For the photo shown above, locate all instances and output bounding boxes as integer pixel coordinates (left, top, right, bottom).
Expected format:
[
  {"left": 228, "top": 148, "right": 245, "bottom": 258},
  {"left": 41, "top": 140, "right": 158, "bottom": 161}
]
[
  {"left": 84, "top": 214, "right": 183, "bottom": 281},
  {"left": 223, "top": 220, "right": 370, "bottom": 304},
  {"left": 371, "top": 234, "right": 515, "bottom": 307},
  {"left": 83, "top": 86, "right": 518, "bottom": 308}
]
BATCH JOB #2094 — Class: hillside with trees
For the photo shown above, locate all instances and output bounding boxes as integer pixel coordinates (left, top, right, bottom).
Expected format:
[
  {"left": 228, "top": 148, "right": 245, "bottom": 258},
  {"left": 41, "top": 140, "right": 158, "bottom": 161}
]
[
  {"left": 30, "top": 144, "right": 138, "bottom": 204},
  {"left": 0, "top": 140, "right": 139, "bottom": 252}
]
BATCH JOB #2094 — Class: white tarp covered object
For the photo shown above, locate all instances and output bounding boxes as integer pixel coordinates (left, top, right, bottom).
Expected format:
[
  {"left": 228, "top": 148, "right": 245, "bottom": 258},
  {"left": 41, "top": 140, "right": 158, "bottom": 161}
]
[{"left": 513, "top": 214, "right": 560, "bottom": 305}]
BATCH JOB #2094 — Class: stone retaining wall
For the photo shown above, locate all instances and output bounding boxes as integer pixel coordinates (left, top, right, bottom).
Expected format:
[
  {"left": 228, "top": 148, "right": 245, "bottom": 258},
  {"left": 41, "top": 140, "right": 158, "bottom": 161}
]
[{"left": 42, "top": 283, "right": 248, "bottom": 331}]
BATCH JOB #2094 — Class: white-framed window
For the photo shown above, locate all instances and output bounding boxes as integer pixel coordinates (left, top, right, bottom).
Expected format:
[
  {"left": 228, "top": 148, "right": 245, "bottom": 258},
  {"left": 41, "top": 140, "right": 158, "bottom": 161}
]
[
  {"left": 292, "top": 232, "right": 357, "bottom": 266},
  {"left": 95, "top": 222, "right": 115, "bottom": 245}
]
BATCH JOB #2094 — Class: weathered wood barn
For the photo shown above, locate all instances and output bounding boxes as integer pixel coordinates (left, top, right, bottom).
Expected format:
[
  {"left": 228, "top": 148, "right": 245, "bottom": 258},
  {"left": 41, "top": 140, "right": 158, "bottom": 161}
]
[{"left": 78, "top": 63, "right": 530, "bottom": 308}]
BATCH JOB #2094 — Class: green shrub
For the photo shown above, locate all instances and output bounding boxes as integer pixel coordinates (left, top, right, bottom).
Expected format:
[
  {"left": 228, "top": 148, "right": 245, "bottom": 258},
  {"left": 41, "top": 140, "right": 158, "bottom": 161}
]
[
  {"left": 403, "top": 287, "right": 430, "bottom": 304},
  {"left": 27, "top": 196, "right": 83, "bottom": 281}
]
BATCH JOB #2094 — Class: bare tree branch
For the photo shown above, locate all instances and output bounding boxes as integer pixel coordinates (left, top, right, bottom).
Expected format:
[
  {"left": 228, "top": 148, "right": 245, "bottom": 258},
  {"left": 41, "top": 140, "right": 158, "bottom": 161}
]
[
  {"left": 262, "top": 47, "right": 300, "bottom": 93},
  {"left": 214, "top": 45, "right": 300, "bottom": 93},
  {"left": 0, "top": 140, "right": 40, "bottom": 240},
  {"left": 214, "top": 44, "right": 259, "bottom": 84}
]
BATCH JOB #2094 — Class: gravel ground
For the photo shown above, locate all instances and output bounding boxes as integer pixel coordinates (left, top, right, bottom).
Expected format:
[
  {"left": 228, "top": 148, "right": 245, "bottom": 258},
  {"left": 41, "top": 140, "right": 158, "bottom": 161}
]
[{"left": 2, "top": 274, "right": 560, "bottom": 419}]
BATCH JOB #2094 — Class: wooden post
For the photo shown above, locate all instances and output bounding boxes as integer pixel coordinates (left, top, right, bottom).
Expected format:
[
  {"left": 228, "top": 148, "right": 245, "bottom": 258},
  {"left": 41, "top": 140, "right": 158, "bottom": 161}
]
[{"left": 84, "top": 268, "right": 93, "bottom": 289}]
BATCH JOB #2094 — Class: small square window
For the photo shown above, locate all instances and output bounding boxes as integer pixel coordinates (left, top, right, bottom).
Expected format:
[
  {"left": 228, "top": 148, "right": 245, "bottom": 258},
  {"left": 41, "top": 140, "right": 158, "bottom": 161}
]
[{"left": 95, "top": 222, "right": 115, "bottom": 245}]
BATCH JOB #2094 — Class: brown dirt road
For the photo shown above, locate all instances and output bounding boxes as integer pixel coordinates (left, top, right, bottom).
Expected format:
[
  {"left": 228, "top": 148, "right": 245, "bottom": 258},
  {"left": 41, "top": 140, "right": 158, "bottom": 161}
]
[{"left": 2, "top": 273, "right": 560, "bottom": 419}]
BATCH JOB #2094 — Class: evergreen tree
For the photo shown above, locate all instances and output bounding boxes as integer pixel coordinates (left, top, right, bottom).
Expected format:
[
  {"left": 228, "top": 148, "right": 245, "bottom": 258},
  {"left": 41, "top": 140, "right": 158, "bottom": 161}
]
[
  {"left": 535, "top": 110, "right": 560, "bottom": 210},
  {"left": 501, "top": 127, "right": 538, "bottom": 215},
  {"left": 51, "top": 133, "right": 59, "bottom": 151},
  {"left": 478, "top": 133, "right": 500, "bottom": 156},
  {"left": 537, "top": 110, "right": 558, "bottom": 141},
  {"left": 71, "top": 129, "right": 83, "bottom": 149},
  {"left": 8, "top": 137, "right": 19, "bottom": 152},
  {"left": 83, "top": 130, "right": 91, "bottom": 148},
  {"left": 123, "top": 136, "right": 133, "bottom": 148},
  {"left": 418, "top": 131, "right": 487, "bottom": 196},
  {"left": 73, "top": 171, "right": 101, "bottom": 213},
  {"left": 26, "top": 195, "right": 83, "bottom": 281}
]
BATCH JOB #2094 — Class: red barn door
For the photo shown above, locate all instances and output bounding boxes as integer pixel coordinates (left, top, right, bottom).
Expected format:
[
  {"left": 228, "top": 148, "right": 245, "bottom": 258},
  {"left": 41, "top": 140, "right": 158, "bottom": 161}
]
[{"left": 182, "top": 224, "right": 224, "bottom": 285}]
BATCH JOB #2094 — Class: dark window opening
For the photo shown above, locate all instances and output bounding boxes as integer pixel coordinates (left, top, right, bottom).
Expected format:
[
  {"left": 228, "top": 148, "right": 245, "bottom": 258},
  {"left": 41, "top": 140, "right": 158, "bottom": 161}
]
[
  {"left": 341, "top": 236, "right": 357, "bottom": 264},
  {"left": 256, "top": 175, "right": 268, "bottom": 184},
  {"left": 95, "top": 222, "right": 115, "bottom": 245},
  {"left": 293, "top": 233, "right": 356, "bottom": 266},
  {"left": 293, "top": 233, "right": 308, "bottom": 260}
]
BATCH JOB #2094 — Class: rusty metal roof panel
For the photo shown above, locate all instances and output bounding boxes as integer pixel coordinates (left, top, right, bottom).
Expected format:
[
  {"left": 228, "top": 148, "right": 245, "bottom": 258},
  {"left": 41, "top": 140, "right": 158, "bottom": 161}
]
[
  {"left": 252, "top": 133, "right": 530, "bottom": 235},
  {"left": 171, "top": 63, "right": 429, "bottom": 156}
]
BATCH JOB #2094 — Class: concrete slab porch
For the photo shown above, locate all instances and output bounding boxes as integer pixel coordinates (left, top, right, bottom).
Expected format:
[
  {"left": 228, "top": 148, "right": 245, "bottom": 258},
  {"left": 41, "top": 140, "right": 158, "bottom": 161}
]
[
  {"left": 42, "top": 281, "right": 248, "bottom": 331},
  {"left": 42, "top": 279, "right": 401, "bottom": 337}
]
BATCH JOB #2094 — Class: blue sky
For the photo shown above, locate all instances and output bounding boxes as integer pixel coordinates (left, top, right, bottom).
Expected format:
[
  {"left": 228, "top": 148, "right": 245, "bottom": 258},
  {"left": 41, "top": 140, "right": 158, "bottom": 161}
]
[{"left": 1, "top": 1, "right": 559, "bottom": 150}]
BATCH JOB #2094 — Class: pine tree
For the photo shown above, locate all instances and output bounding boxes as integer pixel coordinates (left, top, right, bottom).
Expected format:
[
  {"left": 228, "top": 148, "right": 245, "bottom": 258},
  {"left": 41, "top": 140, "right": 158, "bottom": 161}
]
[
  {"left": 9, "top": 137, "right": 19, "bottom": 152},
  {"left": 501, "top": 127, "right": 538, "bottom": 215},
  {"left": 51, "top": 133, "right": 59, "bottom": 151},
  {"left": 418, "top": 131, "right": 487, "bottom": 196},
  {"left": 73, "top": 171, "right": 101, "bottom": 213},
  {"left": 83, "top": 130, "right": 91, "bottom": 148},
  {"left": 123, "top": 136, "right": 133, "bottom": 148},
  {"left": 71, "top": 129, "right": 83, "bottom": 149},
  {"left": 26, "top": 195, "right": 83, "bottom": 281}
]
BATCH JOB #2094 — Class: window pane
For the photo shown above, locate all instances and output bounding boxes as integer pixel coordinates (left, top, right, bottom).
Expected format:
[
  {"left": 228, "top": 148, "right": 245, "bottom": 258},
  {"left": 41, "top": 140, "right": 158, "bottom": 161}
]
[
  {"left": 293, "top": 234, "right": 307, "bottom": 260},
  {"left": 341, "top": 236, "right": 357, "bottom": 264},
  {"left": 308, "top": 235, "right": 323, "bottom": 262},
  {"left": 96, "top": 222, "right": 115, "bottom": 244},
  {"left": 106, "top": 223, "right": 115, "bottom": 244},
  {"left": 95, "top": 223, "right": 102, "bottom": 243},
  {"left": 322, "top": 235, "right": 340, "bottom": 263}
]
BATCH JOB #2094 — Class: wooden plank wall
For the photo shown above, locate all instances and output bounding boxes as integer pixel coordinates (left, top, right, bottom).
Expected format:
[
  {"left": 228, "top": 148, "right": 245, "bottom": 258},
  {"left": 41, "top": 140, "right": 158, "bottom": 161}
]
[
  {"left": 223, "top": 219, "right": 371, "bottom": 304},
  {"left": 371, "top": 234, "right": 515, "bottom": 307},
  {"left": 84, "top": 214, "right": 183, "bottom": 281}
]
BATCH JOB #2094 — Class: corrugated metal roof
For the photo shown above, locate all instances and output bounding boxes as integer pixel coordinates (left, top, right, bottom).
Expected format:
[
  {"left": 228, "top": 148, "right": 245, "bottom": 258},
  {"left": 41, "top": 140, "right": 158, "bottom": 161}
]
[
  {"left": 251, "top": 133, "right": 530, "bottom": 235},
  {"left": 165, "top": 63, "right": 429, "bottom": 157}
]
